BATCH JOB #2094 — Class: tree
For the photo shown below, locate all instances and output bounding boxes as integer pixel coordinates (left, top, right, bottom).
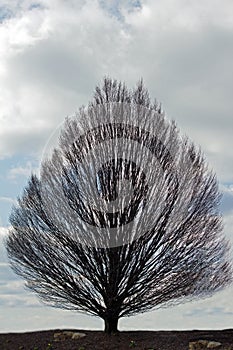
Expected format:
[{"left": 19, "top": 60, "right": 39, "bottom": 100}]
[{"left": 6, "top": 78, "right": 232, "bottom": 334}]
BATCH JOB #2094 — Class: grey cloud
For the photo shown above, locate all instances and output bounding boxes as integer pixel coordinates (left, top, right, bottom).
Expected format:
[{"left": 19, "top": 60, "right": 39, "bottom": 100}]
[
  {"left": 0, "top": 0, "right": 232, "bottom": 175},
  {"left": 0, "top": 1, "right": 232, "bottom": 217},
  {"left": 0, "top": 1, "right": 129, "bottom": 158},
  {"left": 7, "top": 40, "right": 99, "bottom": 94}
]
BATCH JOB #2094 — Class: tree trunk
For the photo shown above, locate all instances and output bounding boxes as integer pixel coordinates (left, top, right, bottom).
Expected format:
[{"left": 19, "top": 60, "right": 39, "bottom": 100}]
[{"left": 104, "top": 316, "right": 119, "bottom": 334}]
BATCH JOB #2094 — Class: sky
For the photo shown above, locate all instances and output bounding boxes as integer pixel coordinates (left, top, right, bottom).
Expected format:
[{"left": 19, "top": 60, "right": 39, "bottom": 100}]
[{"left": 0, "top": 0, "right": 233, "bottom": 333}]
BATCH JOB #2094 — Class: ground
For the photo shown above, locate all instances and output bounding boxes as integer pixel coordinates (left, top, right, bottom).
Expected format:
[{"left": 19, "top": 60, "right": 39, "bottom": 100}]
[{"left": 0, "top": 329, "right": 233, "bottom": 350}]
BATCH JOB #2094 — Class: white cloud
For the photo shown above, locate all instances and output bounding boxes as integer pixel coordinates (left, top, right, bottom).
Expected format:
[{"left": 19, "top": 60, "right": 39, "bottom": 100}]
[
  {"left": 0, "top": 196, "right": 16, "bottom": 204},
  {"left": 0, "top": 0, "right": 129, "bottom": 159},
  {"left": 7, "top": 161, "right": 38, "bottom": 180},
  {"left": 0, "top": 0, "right": 232, "bottom": 181},
  {"left": 0, "top": 226, "right": 8, "bottom": 236},
  {"left": 0, "top": 279, "right": 24, "bottom": 292},
  {"left": 0, "top": 291, "right": 41, "bottom": 308},
  {"left": 125, "top": 0, "right": 233, "bottom": 30}
]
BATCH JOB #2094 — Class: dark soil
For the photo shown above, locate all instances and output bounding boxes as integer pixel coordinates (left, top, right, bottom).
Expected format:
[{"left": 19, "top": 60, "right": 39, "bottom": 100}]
[{"left": 1, "top": 329, "right": 233, "bottom": 350}]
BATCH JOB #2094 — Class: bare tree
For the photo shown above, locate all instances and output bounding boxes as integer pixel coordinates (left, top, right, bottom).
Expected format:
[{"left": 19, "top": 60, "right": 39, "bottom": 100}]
[{"left": 5, "top": 78, "right": 232, "bottom": 334}]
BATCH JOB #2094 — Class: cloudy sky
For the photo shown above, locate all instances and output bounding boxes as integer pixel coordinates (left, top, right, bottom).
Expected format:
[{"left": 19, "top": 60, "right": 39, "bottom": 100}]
[{"left": 0, "top": 0, "right": 233, "bottom": 333}]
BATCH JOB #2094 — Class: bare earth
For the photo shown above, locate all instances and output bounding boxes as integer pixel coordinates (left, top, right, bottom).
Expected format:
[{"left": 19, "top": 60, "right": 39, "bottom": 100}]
[{"left": 1, "top": 329, "right": 233, "bottom": 350}]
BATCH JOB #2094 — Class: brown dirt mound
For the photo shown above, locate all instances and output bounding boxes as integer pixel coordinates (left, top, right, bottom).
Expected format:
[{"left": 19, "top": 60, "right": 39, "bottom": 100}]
[{"left": 1, "top": 329, "right": 233, "bottom": 350}]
